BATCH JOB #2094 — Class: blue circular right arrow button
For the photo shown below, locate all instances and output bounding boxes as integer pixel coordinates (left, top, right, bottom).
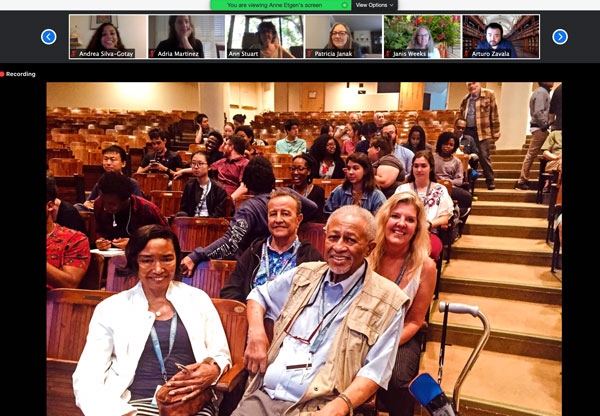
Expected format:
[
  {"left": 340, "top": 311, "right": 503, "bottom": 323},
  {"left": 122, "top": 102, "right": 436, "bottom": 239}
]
[{"left": 552, "top": 29, "right": 568, "bottom": 46}]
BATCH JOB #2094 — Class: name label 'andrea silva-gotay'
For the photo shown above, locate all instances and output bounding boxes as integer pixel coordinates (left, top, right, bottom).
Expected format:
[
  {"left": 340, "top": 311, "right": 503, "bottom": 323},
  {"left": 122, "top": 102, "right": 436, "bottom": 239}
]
[{"left": 71, "top": 49, "right": 136, "bottom": 59}]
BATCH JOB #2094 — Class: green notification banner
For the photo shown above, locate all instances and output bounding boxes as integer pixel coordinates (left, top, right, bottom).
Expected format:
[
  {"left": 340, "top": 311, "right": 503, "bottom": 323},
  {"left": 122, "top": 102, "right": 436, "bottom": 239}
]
[{"left": 211, "top": 0, "right": 351, "bottom": 11}]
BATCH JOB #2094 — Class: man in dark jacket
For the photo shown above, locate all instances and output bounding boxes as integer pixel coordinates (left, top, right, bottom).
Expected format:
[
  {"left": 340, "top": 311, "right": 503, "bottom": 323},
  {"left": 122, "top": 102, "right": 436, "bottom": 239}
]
[{"left": 220, "top": 188, "right": 323, "bottom": 302}]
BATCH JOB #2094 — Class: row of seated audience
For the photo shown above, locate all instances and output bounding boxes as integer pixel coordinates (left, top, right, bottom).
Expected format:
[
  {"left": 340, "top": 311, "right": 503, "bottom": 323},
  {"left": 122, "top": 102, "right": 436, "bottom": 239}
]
[
  {"left": 67, "top": 191, "right": 434, "bottom": 416},
  {"left": 47, "top": 115, "right": 475, "bottom": 291}
]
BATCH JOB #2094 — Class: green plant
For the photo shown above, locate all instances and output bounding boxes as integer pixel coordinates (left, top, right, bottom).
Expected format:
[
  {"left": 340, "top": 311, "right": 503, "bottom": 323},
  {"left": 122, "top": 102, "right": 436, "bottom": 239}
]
[{"left": 384, "top": 15, "right": 461, "bottom": 49}]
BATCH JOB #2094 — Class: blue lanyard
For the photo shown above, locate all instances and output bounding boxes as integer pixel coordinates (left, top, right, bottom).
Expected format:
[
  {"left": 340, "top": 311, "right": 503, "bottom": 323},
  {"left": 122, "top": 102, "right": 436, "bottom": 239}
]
[
  {"left": 308, "top": 269, "right": 365, "bottom": 354},
  {"left": 150, "top": 312, "right": 178, "bottom": 383}
]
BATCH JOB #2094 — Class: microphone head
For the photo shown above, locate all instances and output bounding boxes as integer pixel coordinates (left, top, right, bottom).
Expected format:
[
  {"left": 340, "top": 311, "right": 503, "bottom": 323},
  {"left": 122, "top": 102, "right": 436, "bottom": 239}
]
[{"left": 409, "top": 373, "right": 443, "bottom": 406}]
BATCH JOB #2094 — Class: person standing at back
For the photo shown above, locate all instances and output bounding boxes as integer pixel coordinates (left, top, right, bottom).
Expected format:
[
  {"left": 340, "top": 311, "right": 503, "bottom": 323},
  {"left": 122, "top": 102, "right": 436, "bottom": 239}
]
[
  {"left": 515, "top": 82, "right": 554, "bottom": 190},
  {"left": 459, "top": 82, "right": 500, "bottom": 190},
  {"left": 276, "top": 118, "right": 306, "bottom": 156},
  {"left": 549, "top": 83, "right": 562, "bottom": 131}
]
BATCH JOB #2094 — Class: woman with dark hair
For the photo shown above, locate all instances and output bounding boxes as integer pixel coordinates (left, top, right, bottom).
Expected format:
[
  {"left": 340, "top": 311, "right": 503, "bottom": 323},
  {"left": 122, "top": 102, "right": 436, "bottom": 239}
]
[
  {"left": 232, "top": 114, "right": 246, "bottom": 128},
  {"left": 180, "top": 156, "right": 319, "bottom": 277},
  {"left": 308, "top": 134, "right": 346, "bottom": 179},
  {"left": 155, "top": 15, "right": 204, "bottom": 56},
  {"left": 85, "top": 23, "right": 126, "bottom": 52},
  {"left": 289, "top": 152, "right": 325, "bottom": 223},
  {"left": 395, "top": 150, "right": 454, "bottom": 261},
  {"left": 323, "top": 152, "right": 386, "bottom": 218},
  {"left": 323, "top": 22, "right": 364, "bottom": 58},
  {"left": 73, "top": 224, "right": 231, "bottom": 416},
  {"left": 235, "top": 125, "right": 266, "bottom": 159},
  {"left": 250, "top": 21, "right": 295, "bottom": 58},
  {"left": 320, "top": 123, "right": 334, "bottom": 137},
  {"left": 402, "top": 125, "right": 432, "bottom": 153}
]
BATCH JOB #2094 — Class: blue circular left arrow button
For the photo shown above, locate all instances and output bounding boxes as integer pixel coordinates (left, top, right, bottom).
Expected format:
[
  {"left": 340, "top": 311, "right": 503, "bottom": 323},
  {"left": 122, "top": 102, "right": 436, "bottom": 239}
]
[{"left": 41, "top": 29, "right": 57, "bottom": 45}]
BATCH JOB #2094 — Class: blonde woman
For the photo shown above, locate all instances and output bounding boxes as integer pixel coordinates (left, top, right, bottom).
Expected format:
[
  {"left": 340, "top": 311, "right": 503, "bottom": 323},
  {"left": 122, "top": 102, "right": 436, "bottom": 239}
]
[
  {"left": 369, "top": 191, "right": 437, "bottom": 416},
  {"left": 408, "top": 25, "right": 441, "bottom": 59}
]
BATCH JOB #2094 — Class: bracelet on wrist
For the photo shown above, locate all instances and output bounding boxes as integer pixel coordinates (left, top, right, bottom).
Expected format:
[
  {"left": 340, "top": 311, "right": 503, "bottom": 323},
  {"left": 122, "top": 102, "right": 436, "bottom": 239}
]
[{"left": 338, "top": 393, "right": 353, "bottom": 416}]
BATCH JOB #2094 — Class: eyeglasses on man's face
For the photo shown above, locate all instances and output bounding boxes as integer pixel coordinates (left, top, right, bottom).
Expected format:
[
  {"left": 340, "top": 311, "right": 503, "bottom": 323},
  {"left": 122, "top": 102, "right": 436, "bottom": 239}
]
[
  {"left": 191, "top": 161, "right": 208, "bottom": 167},
  {"left": 331, "top": 31, "right": 348, "bottom": 37}
]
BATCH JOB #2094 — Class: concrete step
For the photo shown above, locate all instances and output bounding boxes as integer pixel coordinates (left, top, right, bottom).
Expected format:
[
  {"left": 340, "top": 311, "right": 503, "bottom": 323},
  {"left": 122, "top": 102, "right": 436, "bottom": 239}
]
[
  {"left": 439, "top": 259, "right": 561, "bottom": 305},
  {"left": 463, "top": 215, "right": 547, "bottom": 239},
  {"left": 470, "top": 189, "right": 538, "bottom": 203},
  {"left": 469, "top": 201, "right": 548, "bottom": 219},
  {"left": 449, "top": 234, "right": 553, "bottom": 266},
  {"left": 474, "top": 178, "right": 542, "bottom": 191},
  {"left": 428, "top": 293, "right": 561, "bottom": 360},
  {"left": 419, "top": 342, "right": 562, "bottom": 416},
  {"left": 493, "top": 161, "right": 538, "bottom": 170}
]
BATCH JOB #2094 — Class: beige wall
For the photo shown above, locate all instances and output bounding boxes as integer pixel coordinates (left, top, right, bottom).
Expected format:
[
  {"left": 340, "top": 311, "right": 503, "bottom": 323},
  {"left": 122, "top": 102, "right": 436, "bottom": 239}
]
[{"left": 47, "top": 82, "right": 199, "bottom": 112}]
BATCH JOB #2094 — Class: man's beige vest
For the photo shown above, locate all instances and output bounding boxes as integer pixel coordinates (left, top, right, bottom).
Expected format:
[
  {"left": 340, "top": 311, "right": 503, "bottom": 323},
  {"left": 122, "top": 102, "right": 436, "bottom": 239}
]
[{"left": 245, "top": 261, "right": 409, "bottom": 415}]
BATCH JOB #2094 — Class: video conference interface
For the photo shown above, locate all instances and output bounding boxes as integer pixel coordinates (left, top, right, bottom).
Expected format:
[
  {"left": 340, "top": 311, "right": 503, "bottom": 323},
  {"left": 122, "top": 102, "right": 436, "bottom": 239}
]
[{"left": 67, "top": 14, "right": 539, "bottom": 60}]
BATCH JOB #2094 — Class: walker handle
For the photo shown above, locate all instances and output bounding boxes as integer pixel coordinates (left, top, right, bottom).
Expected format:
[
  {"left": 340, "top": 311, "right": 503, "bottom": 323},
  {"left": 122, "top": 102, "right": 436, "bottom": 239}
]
[{"left": 438, "top": 302, "right": 479, "bottom": 317}]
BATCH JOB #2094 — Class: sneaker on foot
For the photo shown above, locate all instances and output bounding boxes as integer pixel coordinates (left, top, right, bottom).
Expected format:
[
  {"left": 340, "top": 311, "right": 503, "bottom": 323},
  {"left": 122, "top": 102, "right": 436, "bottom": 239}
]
[
  {"left": 514, "top": 182, "right": 529, "bottom": 190},
  {"left": 487, "top": 183, "right": 495, "bottom": 190}
]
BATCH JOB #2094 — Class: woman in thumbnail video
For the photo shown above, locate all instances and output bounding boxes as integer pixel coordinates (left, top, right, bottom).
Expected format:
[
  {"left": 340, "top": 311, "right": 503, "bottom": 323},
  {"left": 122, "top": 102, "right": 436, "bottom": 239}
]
[
  {"left": 250, "top": 21, "right": 294, "bottom": 59},
  {"left": 86, "top": 23, "right": 126, "bottom": 52},
  {"left": 324, "top": 22, "right": 364, "bottom": 58},
  {"left": 407, "top": 25, "right": 441, "bottom": 59},
  {"left": 155, "top": 15, "right": 205, "bottom": 56}
]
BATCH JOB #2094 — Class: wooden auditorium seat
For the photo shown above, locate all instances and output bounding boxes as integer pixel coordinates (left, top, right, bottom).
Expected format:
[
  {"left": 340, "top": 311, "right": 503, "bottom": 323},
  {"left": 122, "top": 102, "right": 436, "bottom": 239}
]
[
  {"left": 54, "top": 174, "right": 86, "bottom": 204},
  {"left": 105, "top": 254, "right": 139, "bottom": 292},
  {"left": 48, "top": 157, "right": 84, "bottom": 176},
  {"left": 312, "top": 178, "right": 344, "bottom": 199},
  {"left": 211, "top": 298, "right": 249, "bottom": 416},
  {"left": 46, "top": 289, "right": 248, "bottom": 416},
  {"left": 150, "top": 190, "right": 184, "bottom": 220},
  {"left": 132, "top": 172, "right": 170, "bottom": 199},
  {"left": 298, "top": 222, "right": 326, "bottom": 256},
  {"left": 171, "top": 172, "right": 194, "bottom": 191},
  {"left": 46, "top": 288, "right": 116, "bottom": 361},
  {"left": 182, "top": 259, "right": 237, "bottom": 298},
  {"left": 170, "top": 216, "right": 230, "bottom": 253},
  {"left": 78, "top": 252, "right": 104, "bottom": 290}
]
